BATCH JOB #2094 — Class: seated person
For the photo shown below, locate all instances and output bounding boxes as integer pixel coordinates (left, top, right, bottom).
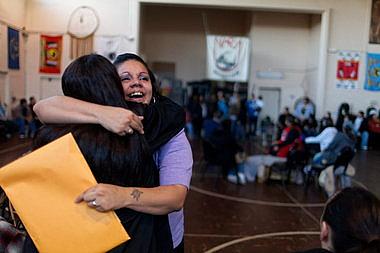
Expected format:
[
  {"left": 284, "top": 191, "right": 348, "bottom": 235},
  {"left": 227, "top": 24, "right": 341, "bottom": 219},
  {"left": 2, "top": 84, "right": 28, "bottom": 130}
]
[
  {"left": 353, "top": 111, "right": 369, "bottom": 150},
  {"left": 305, "top": 122, "right": 337, "bottom": 154},
  {"left": 245, "top": 116, "right": 302, "bottom": 182},
  {"left": 310, "top": 124, "right": 355, "bottom": 168},
  {"left": 304, "top": 114, "right": 318, "bottom": 137},
  {"left": 202, "top": 110, "right": 222, "bottom": 141},
  {"left": 26, "top": 54, "right": 173, "bottom": 252},
  {"left": 368, "top": 109, "right": 380, "bottom": 149},
  {"left": 319, "top": 111, "right": 334, "bottom": 132},
  {"left": 296, "top": 187, "right": 380, "bottom": 253}
]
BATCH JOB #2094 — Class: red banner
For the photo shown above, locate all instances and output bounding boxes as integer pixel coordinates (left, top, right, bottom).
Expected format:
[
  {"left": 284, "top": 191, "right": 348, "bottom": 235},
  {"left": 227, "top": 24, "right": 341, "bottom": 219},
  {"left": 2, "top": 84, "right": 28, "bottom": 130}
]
[{"left": 40, "top": 35, "right": 62, "bottom": 74}]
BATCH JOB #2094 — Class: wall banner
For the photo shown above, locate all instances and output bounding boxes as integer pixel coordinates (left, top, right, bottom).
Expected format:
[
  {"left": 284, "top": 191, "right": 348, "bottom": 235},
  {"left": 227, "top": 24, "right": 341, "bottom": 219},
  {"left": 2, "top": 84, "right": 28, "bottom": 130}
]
[
  {"left": 40, "top": 35, "right": 62, "bottom": 74},
  {"left": 365, "top": 53, "right": 380, "bottom": 92},
  {"left": 94, "top": 36, "right": 130, "bottom": 62},
  {"left": 336, "top": 50, "right": 360, "bottom": 89},
  {"left": 8, "top": 27, "right": 20, "bottom": 70},
  {"left": 207, "top": 35, "right": 250, "bottom": 82}
]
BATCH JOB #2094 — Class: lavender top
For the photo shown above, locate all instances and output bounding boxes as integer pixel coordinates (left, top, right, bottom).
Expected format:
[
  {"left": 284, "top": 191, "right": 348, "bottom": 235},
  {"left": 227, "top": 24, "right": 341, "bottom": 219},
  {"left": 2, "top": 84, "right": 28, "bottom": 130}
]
[{"left": 153, "top": 129, "right": 193, "bottom": 248}]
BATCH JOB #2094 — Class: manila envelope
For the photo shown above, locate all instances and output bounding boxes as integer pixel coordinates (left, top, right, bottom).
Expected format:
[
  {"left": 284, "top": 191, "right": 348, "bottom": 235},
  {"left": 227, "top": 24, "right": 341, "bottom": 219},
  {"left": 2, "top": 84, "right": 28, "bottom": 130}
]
[{"left": 0, "top": 133, "right": 130, "bottom": 253}]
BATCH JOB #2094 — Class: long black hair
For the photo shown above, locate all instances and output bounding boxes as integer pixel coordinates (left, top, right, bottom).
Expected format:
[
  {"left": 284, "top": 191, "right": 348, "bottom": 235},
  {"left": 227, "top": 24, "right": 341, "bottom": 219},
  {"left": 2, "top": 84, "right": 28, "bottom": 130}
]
[
  {"left": 113, "top": 53, "right": 160, "bottom": 103},
  {"left": 34, "top": 54, "right": 156, "bottom": 187},
  {"left": 32, "top": 54, "right": 173, "bottom": 252},
  {"left": 322, "top": 187, "right": 380, "bottom": 253}
]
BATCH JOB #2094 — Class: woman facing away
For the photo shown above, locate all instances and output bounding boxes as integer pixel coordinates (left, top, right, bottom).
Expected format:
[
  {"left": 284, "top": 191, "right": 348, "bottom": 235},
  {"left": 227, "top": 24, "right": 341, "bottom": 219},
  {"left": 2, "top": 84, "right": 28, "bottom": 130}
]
[
  {"left": 33, "top": 53, "right": 192, "bottom": 252},
  {"left": 27, "top": 54, "right": 173, "bottom": 252},
  {"left": 296, "top": 187, "right": 380, "bottom": 253}
]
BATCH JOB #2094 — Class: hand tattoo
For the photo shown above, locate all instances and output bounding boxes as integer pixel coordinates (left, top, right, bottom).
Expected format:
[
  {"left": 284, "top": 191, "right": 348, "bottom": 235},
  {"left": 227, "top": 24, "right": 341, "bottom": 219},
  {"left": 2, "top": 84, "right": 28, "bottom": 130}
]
[{"left": 130, "top": 189, "right": 143, "bottom": 201}]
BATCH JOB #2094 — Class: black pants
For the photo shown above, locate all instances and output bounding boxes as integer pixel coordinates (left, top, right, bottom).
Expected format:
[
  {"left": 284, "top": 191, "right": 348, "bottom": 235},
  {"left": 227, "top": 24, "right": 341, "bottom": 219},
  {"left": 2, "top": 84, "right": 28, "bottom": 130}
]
[{"left": 173, "top": 238, "right": 184, "bottom": 253}]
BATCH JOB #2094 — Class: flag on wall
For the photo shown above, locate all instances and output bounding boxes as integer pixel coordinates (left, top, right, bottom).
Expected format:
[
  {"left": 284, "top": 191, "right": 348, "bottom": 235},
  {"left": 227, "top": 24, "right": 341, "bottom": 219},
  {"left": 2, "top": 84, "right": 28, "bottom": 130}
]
[
  {"left": 94, "top": 36, "right": 130, "bottom": 62},
  {"left": 365, "top": 53, "right": 380, "bottom": 91},
  {"left": 8, "top": 27, "right": 20, "bottom": 70},
  {"left": 206, "top": 35, "right": 250, "bottom": 82},
  {"left": 40, "top": 35, "right": 62, "bottom": 74},
  {"left": 336, "top": 51, "right": 360, "bottom": 89}
]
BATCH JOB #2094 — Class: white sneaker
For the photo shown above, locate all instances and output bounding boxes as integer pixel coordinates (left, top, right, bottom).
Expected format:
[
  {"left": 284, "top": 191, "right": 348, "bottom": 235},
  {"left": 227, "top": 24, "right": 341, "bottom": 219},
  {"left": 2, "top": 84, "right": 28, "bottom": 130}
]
[
  {"left": 238, "top": 173, "right": 246, "bottom": 185},
  {"left": 227, "top": 174, "right": 238, "bottom": 184}
]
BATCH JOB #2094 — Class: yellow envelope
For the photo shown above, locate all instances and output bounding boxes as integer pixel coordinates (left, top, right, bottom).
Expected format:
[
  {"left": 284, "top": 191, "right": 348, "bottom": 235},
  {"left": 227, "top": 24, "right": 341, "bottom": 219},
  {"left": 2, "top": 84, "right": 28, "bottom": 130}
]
[{"left": 0, "top": 133, "right": 129, "bottom": 253}]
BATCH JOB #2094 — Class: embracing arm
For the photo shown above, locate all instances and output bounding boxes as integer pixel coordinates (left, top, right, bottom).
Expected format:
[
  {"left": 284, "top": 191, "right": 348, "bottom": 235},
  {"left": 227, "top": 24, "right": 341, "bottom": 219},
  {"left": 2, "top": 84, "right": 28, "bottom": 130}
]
[
  {"left": 76, "top": 129, "right": 193, "bottom": 215},
  {"left": 76, "top": 184, "right": 187, "bottom": 215},
  {"left": 33, "top": 96, "right": 143, "bottom": 135}
]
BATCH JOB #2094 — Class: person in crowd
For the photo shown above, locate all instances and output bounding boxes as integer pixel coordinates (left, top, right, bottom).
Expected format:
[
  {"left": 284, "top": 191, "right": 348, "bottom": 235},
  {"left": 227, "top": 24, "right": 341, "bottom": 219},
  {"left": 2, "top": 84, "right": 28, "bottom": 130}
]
[
  {"left": 187, "top": 94, "right": 203, "bottom": 138},
  {"left": 302, "top": 113, "right": 318, "bottom": 137},
  {"left": 13, "top": 98, "right": 31, "bottom": 139},
  {"left": 202, "top": 110, "right": 222, "bottom": 141},
  {"left": 208, "top": 119, "right": 244, "bottom": 182},
  {"left": 246, "top": 93, "right": 262, "bottom": 137},
  {"left": 335, "top": 103, "right": 351, "bottom": 131},
  {"left": 260, "top": 116, "right": 275, "bottom": 147},
  {"left": 277, "top": 107, "right": 295, "bottom": 140},
  {"left": 354, "top": 111, "right": 369, "bottom": 150},
  {"left": 244, "top": 116, "right": 302, "bottom": 182},
  {"left": 0, "top": 100, "right": 6, "bottom": 121},
  {"left": 319, "top": 111, "right": 334, "bottom": 132},
  {"left": 229, "top": 91, "right": 245, "bottom": 141},
  {"left": 310, "top": 124, "right": 355, "bottom": 168},
  {"left": 26, "top": 54, "right": 174, "bottom": 252},
  {"left": 296, "top": 187, "right": 380, "bottom": 253},
  {"left": 294, "top": 96, "right": 314, "bottom": 121},
  {"left": 305, "top": 122, "right": 337, "bottom": 154},
  {"left": 216, "top": 90, "right": 229, "bottom": 120},
  {"left": 27, "top": 96, "right": 40, "bottom": 138},
  {"left": 10, "top": 97, "right": 18, "bottom": 121},
  {"left": 199, "top": 95, "right": 208, "bottom": 120},
  {"left": 33, "top": 53, "right": 192, "bottom": 253},
  {"left": 368, "top": 109, "right": 380, "bottom": 149},
  {"left": 0, "top": 100, "right": 17, "bottom": 139},
  {"left": 238, "top": 95, "right": 248, "bottom": 135}
]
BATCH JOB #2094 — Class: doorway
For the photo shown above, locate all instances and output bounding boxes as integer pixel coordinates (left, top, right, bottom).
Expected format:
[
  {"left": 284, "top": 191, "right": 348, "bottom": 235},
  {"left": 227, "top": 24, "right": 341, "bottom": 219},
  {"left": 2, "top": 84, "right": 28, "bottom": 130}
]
[{"left": 258, "top": 87, "right": 281, "bottom": 123}]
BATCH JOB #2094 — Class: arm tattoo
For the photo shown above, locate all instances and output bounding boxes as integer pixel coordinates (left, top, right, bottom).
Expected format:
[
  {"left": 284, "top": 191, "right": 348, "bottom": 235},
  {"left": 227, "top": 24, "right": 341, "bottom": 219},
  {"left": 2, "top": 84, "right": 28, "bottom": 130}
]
[{"left": 130, "top": 189, "right": 143, "bottom": 201}]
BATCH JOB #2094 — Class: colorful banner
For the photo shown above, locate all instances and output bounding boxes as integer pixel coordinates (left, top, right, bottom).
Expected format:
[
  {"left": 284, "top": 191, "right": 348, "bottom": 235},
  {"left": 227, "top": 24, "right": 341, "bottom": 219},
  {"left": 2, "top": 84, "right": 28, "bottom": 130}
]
[
  {"left": 365, "top": 53, "right": 380, "bottom": 91},
  {"left": 94, "top": 36, "right": 130, "bottom": 62},
  {"left": 207, "top": 35, "right": 250, "bottom": 82},
  {"left": 8, "top": 27, "right": 20, "bottom": 70},
  {"left": 40, "top": 35, "right": 62, "bottom": 74},
  {"left": 336, "top": 51, "right": 360, "bottom": 89}
]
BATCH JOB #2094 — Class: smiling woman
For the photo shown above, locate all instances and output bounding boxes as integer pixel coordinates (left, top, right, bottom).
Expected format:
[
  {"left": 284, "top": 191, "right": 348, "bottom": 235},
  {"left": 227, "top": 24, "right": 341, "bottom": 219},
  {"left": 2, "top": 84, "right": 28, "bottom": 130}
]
[
  {"left": 114, "top": 54, "right": 154, "bottom": 105},
  {"left": 33, "top": 53, "right": 193, "bottom": 253}
]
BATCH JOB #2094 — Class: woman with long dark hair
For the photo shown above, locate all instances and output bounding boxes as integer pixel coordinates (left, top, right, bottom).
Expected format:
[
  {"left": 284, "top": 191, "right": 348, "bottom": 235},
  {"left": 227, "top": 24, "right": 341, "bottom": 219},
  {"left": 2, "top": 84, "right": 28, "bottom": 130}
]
[
  {"left": 29, "top": 54, "right": 173, "bottom": 252},
  {"left": 34, "top": 53, "right": 192, "bottom": 252}
]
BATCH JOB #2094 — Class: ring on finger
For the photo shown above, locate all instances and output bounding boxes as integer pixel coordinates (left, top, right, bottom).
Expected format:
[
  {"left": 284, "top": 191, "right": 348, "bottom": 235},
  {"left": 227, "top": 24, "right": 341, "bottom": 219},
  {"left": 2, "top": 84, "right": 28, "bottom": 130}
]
[
  {"left": 91, "top": 200, "right": 98, "bottom": 207},
  {"left": 127, "top": 128, "right": 133, "bottom": 134}
]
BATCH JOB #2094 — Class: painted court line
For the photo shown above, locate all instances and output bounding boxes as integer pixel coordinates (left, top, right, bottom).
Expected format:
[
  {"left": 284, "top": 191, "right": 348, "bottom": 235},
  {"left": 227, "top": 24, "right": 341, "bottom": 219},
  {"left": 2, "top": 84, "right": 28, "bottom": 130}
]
[
  {"left": 190, "top": 185, "right": 324, "bottom": 208},
  {"left": 0, "top": 142, "right": 30, "bottom": 155},
  {"left": 280, "top": 186, "right": 320, "bottom": 225},
  {"left": 203, "top": 231, "right": 320, "bottom": 253}
]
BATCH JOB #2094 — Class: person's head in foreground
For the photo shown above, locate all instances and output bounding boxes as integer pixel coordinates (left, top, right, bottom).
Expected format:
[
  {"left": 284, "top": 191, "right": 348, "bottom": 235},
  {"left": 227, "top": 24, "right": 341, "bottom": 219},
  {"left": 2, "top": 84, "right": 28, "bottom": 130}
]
[{"left": 320, "top": 187, "right": 380, "bottom": 253}]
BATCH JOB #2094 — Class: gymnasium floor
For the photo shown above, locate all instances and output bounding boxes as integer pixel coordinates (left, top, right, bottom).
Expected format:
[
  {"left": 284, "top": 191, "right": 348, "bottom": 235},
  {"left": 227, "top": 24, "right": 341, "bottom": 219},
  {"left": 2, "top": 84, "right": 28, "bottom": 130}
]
[{"left": 0, "top": 135, "right": 379, "bottom": 253}]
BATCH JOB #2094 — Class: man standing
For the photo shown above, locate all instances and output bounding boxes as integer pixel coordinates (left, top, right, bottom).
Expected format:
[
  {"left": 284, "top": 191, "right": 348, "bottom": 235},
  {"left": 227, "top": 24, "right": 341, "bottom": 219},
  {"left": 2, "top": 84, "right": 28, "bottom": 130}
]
[{"left": 246, "top": 93, "right": 263, "bottom": 136}]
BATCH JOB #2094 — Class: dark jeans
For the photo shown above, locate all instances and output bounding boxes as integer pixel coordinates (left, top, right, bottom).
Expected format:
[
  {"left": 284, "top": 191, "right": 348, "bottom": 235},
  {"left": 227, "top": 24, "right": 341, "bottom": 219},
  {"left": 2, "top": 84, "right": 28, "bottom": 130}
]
[{"left": 173, "top": 238, "right": 184, "bottom": 253}]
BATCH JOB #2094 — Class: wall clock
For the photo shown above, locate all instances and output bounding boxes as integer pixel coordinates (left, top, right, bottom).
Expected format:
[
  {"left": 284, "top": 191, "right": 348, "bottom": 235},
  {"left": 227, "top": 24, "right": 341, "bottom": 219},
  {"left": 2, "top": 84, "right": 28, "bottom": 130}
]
[{"left": 67, "top": 6, "right": 99, "bottom": 38}]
